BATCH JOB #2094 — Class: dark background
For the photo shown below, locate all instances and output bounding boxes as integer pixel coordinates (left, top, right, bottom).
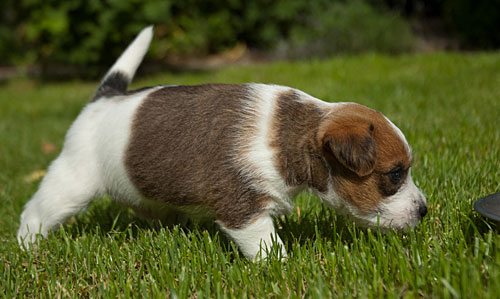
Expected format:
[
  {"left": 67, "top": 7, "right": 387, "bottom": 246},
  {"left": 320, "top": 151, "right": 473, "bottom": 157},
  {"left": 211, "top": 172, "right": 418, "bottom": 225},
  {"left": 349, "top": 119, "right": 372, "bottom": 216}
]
[{"left": 1, "top": 0, "right": 499, "bottom": 78}]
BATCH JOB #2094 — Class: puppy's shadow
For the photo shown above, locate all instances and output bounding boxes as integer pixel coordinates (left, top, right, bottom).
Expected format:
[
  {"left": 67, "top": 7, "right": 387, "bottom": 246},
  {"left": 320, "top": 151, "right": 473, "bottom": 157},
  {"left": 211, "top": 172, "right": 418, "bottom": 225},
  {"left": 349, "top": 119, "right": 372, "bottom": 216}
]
[
  {"left": 66, "top": 197, "right": 367, "bottom": 258},
  {"left": 277, "top": 208, "right": 360, "bottom": 248},
  {"left": 69, "top": 199, "right": 145, "bottom": 235},
  {"left": 66, "top": 198, "right": 223, "bottom": 244}
]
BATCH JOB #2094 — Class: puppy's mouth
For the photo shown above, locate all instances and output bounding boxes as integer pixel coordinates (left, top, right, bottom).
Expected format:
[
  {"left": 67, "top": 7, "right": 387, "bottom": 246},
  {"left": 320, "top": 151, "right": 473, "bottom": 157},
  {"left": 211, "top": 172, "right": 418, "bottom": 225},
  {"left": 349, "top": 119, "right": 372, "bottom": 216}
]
[{"left": 347, "top": 203, "right": 426, "bottom": 231}]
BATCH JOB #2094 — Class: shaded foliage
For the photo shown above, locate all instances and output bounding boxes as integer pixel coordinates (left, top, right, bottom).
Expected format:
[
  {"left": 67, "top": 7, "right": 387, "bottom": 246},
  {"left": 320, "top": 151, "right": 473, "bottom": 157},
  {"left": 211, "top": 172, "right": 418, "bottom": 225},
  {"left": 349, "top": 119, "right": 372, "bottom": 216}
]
[
  {"left": 371, "top": 0, "right": 500, "bottom": 48},
  {"left": 2, "top": 0, "right": 497, "bottom": 77},
  {"left": 0, "top": 0, "right": 413, "bottom": 77}
]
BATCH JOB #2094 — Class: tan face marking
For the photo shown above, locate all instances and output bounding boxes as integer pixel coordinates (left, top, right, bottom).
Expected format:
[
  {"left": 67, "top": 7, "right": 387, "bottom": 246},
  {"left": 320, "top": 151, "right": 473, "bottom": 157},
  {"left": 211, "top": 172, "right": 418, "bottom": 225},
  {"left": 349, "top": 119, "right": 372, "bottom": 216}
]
[{"left": 318, "top": 103, "right": 411, "bottom": 213}]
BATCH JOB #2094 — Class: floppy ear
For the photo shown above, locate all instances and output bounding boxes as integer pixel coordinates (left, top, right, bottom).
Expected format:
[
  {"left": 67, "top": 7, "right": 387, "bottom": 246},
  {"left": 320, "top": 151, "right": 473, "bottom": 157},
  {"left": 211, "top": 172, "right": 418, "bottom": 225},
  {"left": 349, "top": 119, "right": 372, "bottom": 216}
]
[{"left": 321, "top": 117, "right": 377, "bottom": 177}]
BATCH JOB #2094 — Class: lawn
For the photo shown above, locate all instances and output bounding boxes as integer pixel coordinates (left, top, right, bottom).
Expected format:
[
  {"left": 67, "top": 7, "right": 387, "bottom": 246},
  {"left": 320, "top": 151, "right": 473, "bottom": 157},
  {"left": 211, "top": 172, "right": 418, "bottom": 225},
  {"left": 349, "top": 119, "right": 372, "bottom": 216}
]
[{"left": 1, "top": 52, "right": 499, "bottom": 297}]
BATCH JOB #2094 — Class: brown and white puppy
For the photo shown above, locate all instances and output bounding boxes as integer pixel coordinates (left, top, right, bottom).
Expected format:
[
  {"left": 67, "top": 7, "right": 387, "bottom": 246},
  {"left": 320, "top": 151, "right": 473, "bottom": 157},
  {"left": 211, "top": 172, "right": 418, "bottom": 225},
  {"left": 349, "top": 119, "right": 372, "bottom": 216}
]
[{"left": 17, "top": 27, "right": 427, "bottom": 259}]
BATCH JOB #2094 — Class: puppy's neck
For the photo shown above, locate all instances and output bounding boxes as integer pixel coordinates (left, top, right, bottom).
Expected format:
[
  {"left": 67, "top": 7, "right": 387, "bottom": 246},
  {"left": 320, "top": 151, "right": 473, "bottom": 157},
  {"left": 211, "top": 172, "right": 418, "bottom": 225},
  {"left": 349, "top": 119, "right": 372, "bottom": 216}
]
[{"left": 270, "top": 90, "right": 332, "bottom": 193}]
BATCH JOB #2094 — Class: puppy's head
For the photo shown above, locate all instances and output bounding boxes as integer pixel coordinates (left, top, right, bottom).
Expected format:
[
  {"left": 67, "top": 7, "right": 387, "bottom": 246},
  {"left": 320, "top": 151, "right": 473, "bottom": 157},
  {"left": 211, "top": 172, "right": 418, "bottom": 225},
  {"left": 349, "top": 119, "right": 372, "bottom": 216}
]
[{"left": 318, "top": 103, "right": 426, "bottom": 230}]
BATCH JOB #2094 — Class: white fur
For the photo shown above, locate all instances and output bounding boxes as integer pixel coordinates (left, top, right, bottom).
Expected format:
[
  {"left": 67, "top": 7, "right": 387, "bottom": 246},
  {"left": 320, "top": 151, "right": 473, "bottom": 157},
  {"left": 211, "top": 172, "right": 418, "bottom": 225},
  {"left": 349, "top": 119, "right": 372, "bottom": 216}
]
[
  {"left": 17, "top": 88, "right": 159, "bottom": 246},
  {"left": 234, "top": 84, "right": 297, "bottom": 215},
  {"left": 218, "top": 214, "right": 286, "bottom": 260},
  {"left": 94, "top": 89, "right": 162, "bottom": 206},
  {"left": 376, "top": 171, "right": 426, "bottom": 229},
  {"left": 102, "top": 26, "right": 153, "bottom": 83}
]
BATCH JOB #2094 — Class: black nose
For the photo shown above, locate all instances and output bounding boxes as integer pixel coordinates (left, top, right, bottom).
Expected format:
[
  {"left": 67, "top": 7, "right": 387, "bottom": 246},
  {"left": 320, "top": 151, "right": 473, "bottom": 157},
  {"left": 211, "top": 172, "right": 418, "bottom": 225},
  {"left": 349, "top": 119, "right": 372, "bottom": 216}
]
[{"left": 418, "top": 205, "right": 428, "bottom": 219}]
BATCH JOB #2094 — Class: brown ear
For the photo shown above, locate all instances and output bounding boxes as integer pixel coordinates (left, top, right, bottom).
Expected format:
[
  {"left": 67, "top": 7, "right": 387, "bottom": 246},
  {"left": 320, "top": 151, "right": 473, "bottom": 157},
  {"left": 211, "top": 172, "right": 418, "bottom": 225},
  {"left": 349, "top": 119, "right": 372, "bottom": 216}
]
[{"left": 322, "top": 117, "right": 377, "bottom": 177}]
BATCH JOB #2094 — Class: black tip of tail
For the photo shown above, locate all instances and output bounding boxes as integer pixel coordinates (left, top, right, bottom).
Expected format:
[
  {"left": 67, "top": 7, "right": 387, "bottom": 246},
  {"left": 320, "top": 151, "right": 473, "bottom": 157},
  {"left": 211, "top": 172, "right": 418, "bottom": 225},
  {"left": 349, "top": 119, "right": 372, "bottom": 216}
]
[{"left": 91, "top": 71, "right": 130, "bottom": 102}]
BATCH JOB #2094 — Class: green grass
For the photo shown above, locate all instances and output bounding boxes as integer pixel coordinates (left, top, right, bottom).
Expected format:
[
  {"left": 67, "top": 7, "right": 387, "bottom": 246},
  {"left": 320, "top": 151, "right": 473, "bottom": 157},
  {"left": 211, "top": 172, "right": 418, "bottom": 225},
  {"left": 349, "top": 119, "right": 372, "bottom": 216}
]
[{"left": 1, "top": 52, "right": 499, "bottom": 297}]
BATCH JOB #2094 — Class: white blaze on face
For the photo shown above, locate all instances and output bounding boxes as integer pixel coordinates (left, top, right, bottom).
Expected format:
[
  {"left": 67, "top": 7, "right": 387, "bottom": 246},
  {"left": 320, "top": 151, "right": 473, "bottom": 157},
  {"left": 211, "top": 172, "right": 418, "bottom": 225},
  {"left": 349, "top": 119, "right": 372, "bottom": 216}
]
[{"left": 363, "top": 170, "right": 426, "bottom": 230}]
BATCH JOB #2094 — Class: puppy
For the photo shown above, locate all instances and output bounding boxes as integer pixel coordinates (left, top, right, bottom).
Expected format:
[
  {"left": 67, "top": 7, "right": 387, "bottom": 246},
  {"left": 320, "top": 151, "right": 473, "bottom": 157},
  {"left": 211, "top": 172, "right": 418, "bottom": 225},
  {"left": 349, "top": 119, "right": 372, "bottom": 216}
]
[{"left": 18, "top": 27, "right": 427, "bottom": 260}]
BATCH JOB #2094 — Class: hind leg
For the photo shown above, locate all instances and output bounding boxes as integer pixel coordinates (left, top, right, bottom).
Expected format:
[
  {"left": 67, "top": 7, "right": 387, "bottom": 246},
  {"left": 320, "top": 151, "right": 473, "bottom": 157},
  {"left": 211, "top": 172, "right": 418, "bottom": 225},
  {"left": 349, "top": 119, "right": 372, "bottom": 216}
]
[{"left": 17, "top": 154, "right": 102, "bottom": 247}]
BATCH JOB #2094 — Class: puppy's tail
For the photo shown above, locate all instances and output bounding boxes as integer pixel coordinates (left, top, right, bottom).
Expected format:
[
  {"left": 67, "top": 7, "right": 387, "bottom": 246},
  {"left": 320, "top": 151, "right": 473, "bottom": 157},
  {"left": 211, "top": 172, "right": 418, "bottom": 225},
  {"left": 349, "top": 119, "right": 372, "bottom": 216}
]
[{"left": 92, "top": 26, "right": 154, "bottom": 101}]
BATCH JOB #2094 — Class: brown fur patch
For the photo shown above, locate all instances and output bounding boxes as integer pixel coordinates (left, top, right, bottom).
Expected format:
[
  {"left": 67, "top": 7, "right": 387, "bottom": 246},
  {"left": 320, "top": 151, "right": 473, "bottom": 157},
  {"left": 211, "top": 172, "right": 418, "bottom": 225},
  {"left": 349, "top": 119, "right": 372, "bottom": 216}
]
[
  {"left": 322, "top": 119, "right": 377, "bottom": 177},
  {"left": 125, "top": 84, "right": 270, "bottom": 228},
  {"left": 318, "top": 103, "right": 411, "bottom": 212},
  {"left": 270, "top": 90, "right": 331, "bottom": 193}
]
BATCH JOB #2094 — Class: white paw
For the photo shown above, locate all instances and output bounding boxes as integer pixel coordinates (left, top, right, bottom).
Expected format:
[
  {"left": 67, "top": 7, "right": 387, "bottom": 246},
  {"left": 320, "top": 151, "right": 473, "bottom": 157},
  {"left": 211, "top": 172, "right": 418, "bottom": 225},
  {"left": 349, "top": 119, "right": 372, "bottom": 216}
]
[
  {"left": 218, "top": 215, "right": 287, "bottom": 261},
  {"left": 17, "top": 214, "right": 45, "bottom": 249}
]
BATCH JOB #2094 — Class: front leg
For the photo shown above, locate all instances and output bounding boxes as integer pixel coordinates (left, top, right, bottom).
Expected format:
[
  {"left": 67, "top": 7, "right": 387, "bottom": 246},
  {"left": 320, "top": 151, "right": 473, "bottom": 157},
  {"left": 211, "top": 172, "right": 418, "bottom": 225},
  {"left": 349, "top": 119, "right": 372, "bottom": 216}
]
[{"left": 218, "top": 213, "right": 287, "bottom": 260}]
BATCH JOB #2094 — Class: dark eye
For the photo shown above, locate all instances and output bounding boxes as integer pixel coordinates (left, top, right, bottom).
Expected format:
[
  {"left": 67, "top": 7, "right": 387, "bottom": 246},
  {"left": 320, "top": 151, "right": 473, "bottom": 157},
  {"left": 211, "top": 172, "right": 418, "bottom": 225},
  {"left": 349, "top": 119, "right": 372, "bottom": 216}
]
[{"left": 388, "top": 168, "right": 404, "bottom": 185}]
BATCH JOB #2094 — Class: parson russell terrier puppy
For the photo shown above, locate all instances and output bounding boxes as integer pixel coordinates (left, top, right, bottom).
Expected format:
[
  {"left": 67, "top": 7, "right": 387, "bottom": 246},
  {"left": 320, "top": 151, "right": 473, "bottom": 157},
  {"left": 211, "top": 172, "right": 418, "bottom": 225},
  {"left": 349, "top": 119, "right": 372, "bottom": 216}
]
[{"left": 18, "top": 27, "right": 427, "bottom": 260}]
